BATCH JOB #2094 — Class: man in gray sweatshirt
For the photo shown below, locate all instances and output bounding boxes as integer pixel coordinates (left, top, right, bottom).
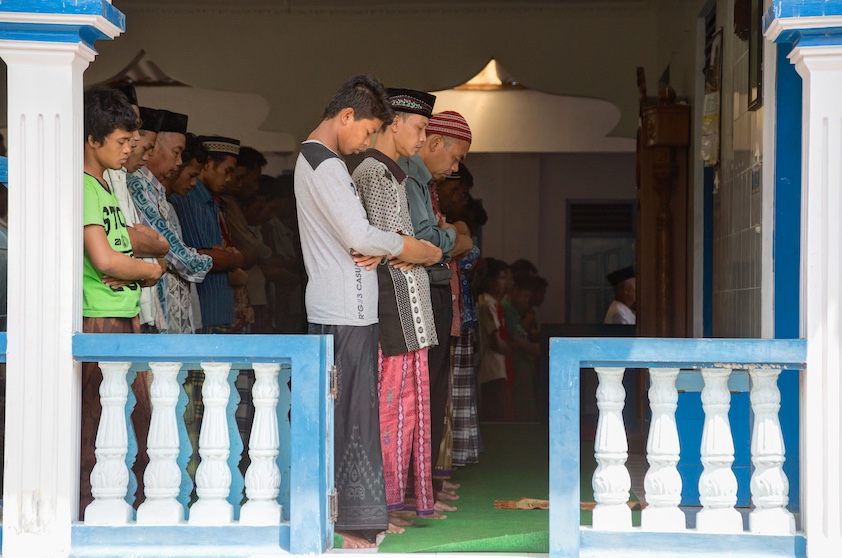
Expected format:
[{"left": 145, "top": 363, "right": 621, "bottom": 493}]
[{"left": 294, "top": 74, "right": 441, "bottom": 549}]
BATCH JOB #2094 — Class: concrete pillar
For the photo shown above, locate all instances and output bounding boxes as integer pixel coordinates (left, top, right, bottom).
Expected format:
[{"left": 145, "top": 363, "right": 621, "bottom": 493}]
[
  {"left": 767, "top": 6, "right": 842, "bottom": 557},
  {"left": 0, "top": 3, "right": 124, "bottom": 556}
]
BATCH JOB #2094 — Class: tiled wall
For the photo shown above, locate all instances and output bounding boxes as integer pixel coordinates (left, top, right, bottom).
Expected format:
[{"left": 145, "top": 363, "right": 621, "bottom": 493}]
[{"left": 712, "top": 2, "right": 764, "bottom": 338}]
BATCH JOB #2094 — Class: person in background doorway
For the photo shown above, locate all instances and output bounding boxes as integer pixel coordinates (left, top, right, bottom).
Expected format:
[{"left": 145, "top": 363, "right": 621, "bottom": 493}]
[{"left": 604, "top": 266, "right": 636, "bottom": 325}]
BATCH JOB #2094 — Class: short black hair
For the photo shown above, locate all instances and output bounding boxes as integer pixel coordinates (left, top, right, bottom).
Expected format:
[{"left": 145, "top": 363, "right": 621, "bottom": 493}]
[
  {"left": 322, "top": 74, "right": 394, "bottom": 123},
  {"left": 462, "top": 196, "right": 488, "bottom": 235},
  {"left": 510, "top": 258, "right": 538, "bottom": 277},
  {"left": 237, "top": 146, "right": 267, "bottom": 170},
  {"left": 181, "top": 133, "right": 209, "bottom": 167},
  {"left": 84, "top": 85, "right": 139, "bottom": 144},
  {"left": 459, "top": 162, "right": 474, "bottom": 189},
  {"left": 477, "top": 257, "right": 510, "bottom": 295}
]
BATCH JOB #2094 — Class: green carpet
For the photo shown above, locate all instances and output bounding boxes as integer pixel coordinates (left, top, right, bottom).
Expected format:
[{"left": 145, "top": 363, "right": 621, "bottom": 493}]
[
  {"left": 378, "top": 423, "right": 550, "bottom": 553},
  {"left": 371, "top": 422, "right": 641, "bottom": 552}
]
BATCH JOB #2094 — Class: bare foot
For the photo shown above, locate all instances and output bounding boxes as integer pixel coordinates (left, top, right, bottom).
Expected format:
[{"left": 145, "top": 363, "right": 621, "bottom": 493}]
[
  {"left": 426, "top": 511, "right": 448, "bottom": 519},
  {"left": 443, "top": 480, "right": 461, "bottom": 490},
  {"left": 336, "top": 530, "right": 377, "bottom": 549},
  {"left": 387, "top": 522, "right": 406, "bottom": 534},
  {"left": 436, "top": 489, "right": 459, "bottom": 501},
  {"left": 435, "top": 500, "right": 457, "bottom": 513},
  {"left": 388, "top": 512, "right": 414, "bottom": 527}
]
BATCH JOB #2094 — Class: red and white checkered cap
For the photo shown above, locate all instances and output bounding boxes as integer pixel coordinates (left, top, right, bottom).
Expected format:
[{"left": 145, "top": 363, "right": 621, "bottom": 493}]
[{"left": 426, "top": 111, "right": 472, "bottom": 144}]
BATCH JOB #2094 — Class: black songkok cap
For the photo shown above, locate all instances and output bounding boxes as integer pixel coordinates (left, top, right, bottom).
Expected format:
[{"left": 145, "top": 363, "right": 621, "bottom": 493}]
[
  {"left": 198, "top": 135, "right": 241, "bottom": 156},
  {"left": 386, "top": 88, "right": 436, "bottom": 119},
  {"left": 606, "top": 266, "right": 635, "bottom": 287},
  {"left": 113, "top": 84, "right": 138, "bottom": 106},
  {"left": 138, "top": 107, "right": 165, "bottom": 133},
  {"left": 159, "top": 110, "right": 189, "bottom": 135}
]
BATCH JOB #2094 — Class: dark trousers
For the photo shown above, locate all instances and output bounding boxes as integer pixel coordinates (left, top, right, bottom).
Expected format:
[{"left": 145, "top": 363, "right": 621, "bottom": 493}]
[{"left": 427, "top": 284, "right": 453, "bottom": 473}]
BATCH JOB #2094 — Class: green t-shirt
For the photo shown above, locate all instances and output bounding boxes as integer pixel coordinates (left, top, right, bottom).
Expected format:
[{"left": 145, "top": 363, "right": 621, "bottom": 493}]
[{"left": 82, "top": 173, "right": 140, "bottom": 318}]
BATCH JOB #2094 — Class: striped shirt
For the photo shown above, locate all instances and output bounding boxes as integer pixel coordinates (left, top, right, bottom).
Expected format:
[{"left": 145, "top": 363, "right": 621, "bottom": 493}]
[{"left": 170, "top": 179, "right": 234, "bottom": 329}]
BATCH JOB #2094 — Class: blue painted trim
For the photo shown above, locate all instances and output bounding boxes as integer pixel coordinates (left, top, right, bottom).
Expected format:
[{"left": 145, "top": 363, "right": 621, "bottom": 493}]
[
  {"left": 549, "top": 338, "right": 580, "bottom": 557},
  {"left": 72, "top": 525, "right": 289, "bottom": 551},
  {"left": 767, "top": 0, "right": 842, "bottom": 21},
  {"left": 0, "top": 156, "right": 7, "bottom": 184},
  {"left": 0, "top": 0, "right": 125, "bottom": 49},
  {"left": 277, "top": 365, "right": 292, "bottom": 521},
  {"left": 0, "top": 0, "right": 122, "bottom": 18},
  {"left": 73, "top": 333, "right": 306, "bottom": 363},
  {"left": 227, "top": 367, "right": 245, "bottom": 519},
  {"left": 549, "top": 337, "right": 807, "bottom": 558},
  {"left": 124, "top": 368, "right": 139, "bottom": 510},
  {"left": 552, "top": 337, "right": 805, "bottom": 369},
  {"left": 288, "top": 335, "right": 333, "bottom": 554},
  {"left": 579, "top": 530, "right": 806, "bottom": 557},
  {"left": 175, "top": 368, "right": 193, "bottom": 513},
  {"left": 774, "top": 41, "right": 804, "bottom": 511},
  {"left": 0, "top": 332, "right": 6, "bottom": 362},
  {"left": 0, "top": 23, "right": 109, "bottom": 49}
]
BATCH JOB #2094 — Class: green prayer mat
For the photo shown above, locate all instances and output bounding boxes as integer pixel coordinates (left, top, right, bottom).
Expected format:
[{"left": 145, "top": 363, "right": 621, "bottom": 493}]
[{"left": 332, "top": 423, "right": 639, "bottom": 553}]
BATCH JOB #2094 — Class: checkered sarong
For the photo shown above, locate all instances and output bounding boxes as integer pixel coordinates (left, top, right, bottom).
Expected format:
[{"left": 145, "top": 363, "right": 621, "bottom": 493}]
[{"left": 451, "top": 331, "right": 480, "bottom": 466}]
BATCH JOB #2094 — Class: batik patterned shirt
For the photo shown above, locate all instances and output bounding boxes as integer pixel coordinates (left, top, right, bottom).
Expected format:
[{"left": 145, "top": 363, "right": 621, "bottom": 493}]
[{"left": 127, "top": 168, "right": 212, "bottom": 333}]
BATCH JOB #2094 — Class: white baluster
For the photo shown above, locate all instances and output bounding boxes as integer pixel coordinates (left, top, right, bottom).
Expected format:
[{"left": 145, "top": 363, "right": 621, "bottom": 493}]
[
  {"left": 592, "top": 367, "right": 632, "bottom": 530},
  {"left": 240, "top": 363, "right": 283, "bottom": 525},
  {"left": 748, "top": 367, "right": 795, "bottom": 534},
  {"left": 84, "top": 362, "right": 134, "bottom": 525},
  {"left": 189, "top": 362, "right": 234, "bottom": 524},
  {"left": 697, "top": 368, "right": 742, "bottom": 533},
  {"left": 642, "top": 367, "right": 685, "bottom": 531},
  {"left": 137, "top": 363, "right": 185, "bottom": 524}
]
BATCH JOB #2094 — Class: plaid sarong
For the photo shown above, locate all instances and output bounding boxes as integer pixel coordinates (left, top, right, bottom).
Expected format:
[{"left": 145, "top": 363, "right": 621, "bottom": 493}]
[{"left": 450, "top": 331, "right": 480, "bottom": 467}]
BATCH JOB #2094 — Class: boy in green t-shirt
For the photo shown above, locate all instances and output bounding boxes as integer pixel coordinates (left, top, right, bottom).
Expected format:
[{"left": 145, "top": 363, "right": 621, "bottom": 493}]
[{"left": 79, "top": 86, "right": 165, "bottom": 517}]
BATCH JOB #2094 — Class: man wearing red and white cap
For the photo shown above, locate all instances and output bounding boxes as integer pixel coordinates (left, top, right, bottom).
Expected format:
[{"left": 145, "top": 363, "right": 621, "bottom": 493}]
[{"left": 399, "top": 110, "right": 474, "bottom": 508}]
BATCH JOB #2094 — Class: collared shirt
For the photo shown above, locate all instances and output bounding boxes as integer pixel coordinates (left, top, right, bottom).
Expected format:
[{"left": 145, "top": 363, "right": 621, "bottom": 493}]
[
  {"left": 105, "top": 167, "right": 157, "bottom": 326},
  {"left": 398, "top": 153, "right": 456, "bottom": 254},
  {"left": 170, "top": 179, "right": 234, "bottom": 329},
  {"left": 127, "top": 168, "right": 213, "bottom": 333}
]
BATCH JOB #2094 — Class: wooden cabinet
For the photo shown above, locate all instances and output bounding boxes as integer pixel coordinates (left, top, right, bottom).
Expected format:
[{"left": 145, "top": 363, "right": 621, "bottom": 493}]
[{"left": 636, "top": 102, "right": 691, "bottom": 338}]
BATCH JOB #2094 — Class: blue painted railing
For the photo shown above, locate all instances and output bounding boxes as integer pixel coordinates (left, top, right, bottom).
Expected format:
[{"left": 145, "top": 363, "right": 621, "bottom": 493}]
[
  {"left": 550, "top": 337, "right": 807, "bottom": 558},
  {"left": 70, "top": 333, "right": 333, "bottom": 557}
]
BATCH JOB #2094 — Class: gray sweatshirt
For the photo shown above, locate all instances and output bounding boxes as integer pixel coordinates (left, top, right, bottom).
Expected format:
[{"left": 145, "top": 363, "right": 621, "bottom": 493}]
[{"left": 294, "top": 141, "right": 405, "bottom": 326}]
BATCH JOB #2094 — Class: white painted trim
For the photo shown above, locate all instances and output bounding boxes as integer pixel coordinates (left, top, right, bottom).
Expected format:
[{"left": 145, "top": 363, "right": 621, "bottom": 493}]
[
  {"left": 766, "top": 15, "right": 842, "bottom": 42},
  {"left": 0, "top": 12, "right": 122, "bottom": 41},
  {"left": 761, "top": 35, "right": 777, "bottom": 340},
  {"left": 788, "top": 42, "right": 842, "bottom": 558},
  {"left": 0, "top": 37, "right": 97, "bottom": 557}
]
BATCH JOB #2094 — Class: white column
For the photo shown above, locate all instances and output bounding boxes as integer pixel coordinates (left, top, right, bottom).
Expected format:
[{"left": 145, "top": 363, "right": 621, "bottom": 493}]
[
  {"left": 641, "top": 368, "right": 685, "bottom": 532},
  {"left": 0, "top": 38, "right": 106, "bottom": 556},
  {"left": 788, "top": 43, "right": 842, "bottom": 555},
  {"left": 189, "top": 362, "right": 234, "bottom": 524},
  {"left": 137, "top": 363, "right": 185, "bottom": 524},
  {"left": 696, "top": 368, "right": 742, "bottom": 533},
  {"left": 592, "top": 367, "right": 632, "bottom": 530},
  {"left": 83, "top": 362, "right": 134, "bottom": 525},
  {"left": 748, "top": 367, "right": 795, "bottom": 534},
  {"left": 240, "top": 363, "right": 283, "bottom": 525}
]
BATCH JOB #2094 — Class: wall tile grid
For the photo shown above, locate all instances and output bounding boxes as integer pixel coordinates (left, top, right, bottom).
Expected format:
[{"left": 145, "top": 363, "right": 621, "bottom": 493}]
[{"left": 712, "top": 19, "right": 763, "bottom": 339}]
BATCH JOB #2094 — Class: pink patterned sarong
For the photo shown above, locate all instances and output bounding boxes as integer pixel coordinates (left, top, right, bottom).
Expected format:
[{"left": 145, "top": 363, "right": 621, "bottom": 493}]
[{"left": 378, "top": 346, "right": 435, "bottom": 516}]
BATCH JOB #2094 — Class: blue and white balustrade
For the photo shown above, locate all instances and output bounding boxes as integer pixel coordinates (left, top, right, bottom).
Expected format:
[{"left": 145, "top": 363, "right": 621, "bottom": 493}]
[
  {"left": 550, "top": 338, "right": 806, "bottom": 558},
  {"left": 69, "top": 333, "right": 333, "bottom": 556}
]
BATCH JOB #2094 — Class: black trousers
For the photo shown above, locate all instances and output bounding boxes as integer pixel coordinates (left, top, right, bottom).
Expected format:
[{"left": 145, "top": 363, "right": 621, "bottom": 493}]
[{"left": 427, "top": 284, "right": 453, "bottom": 473}]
